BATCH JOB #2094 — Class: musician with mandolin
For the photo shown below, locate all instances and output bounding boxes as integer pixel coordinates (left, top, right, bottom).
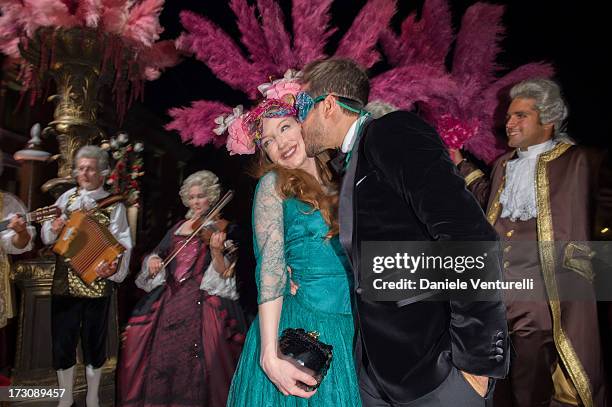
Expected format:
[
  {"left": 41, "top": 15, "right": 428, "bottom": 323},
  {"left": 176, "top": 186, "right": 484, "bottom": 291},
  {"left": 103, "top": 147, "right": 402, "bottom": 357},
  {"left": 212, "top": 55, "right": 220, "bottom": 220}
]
[
  {"left": 118, "top": 170, "right": 245, "bottom": 407},
  {"left": 0, "top": 159, "right": 37, "bottom": 377},
  {"left": 40, "top": 145, "right": 133, "bottom": 407}
]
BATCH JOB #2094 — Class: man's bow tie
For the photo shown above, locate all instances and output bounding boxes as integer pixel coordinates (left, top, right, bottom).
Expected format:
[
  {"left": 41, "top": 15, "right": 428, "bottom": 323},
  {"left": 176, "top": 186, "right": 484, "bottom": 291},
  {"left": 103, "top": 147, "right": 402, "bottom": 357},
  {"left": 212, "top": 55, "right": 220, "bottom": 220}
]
[{"left": 329, "top": 150, "right": 348, "bottom": 175}]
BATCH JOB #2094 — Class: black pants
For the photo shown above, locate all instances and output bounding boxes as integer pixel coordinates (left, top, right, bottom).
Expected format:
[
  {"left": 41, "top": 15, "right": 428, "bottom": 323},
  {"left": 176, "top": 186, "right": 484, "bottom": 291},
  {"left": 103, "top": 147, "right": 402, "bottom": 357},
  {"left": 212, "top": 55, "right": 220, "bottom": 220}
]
[
  {"left": 51, "top": 295, "right": 111, "bottom": 370},
  {"left": 359, "top": 362, "right": 495, "bottom": 407}
]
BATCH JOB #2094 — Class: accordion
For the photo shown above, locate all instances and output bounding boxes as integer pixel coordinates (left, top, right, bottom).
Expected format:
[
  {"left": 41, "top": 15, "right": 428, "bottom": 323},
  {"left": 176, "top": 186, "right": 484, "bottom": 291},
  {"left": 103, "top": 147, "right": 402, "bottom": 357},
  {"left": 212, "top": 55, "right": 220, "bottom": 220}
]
[{"left": 53, "top": 210, "right": 125, "bottom": 284}]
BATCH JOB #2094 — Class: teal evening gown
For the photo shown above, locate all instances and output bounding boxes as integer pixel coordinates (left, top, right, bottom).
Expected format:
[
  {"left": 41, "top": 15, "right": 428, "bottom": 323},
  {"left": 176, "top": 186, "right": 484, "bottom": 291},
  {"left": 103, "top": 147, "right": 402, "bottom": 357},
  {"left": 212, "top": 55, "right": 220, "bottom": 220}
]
[{"left": 227, "top": 172, "right": 361, "bottom": 406}]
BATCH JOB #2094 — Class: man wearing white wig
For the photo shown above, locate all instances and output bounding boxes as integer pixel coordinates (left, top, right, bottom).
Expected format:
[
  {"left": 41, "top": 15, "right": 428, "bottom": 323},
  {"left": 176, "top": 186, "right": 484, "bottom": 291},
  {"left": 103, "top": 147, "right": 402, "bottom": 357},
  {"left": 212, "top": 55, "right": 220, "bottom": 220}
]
[
  {"left": 453, "top": 79, "right": 611, "bottom": 407},
  {"left": 42, "top": 145, "right": 132, "bottom": 407}
]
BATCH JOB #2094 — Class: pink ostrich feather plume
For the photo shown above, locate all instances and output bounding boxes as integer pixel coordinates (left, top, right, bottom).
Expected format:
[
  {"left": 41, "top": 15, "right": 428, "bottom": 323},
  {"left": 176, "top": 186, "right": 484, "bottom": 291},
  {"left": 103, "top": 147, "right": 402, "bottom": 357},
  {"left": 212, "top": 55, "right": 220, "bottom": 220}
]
[
  {"left": 370, "top": 64, "right": 458, "bottom": 111},
  {"left": 99, "top": 0, "right": 129, "bottom": 33},
  {"left": 458, "top": 63, "right": 554, "bottom": 164},
  {"left": 334, "top": 0, "right": 396, "bottom": 69},
  {"left": 407, "top": 0, "right": 453, "bottom": 68},
  {"left": 178, "top": 10, "right": 266, "bottom": 99},
  {"left": 256, "top": 0, "right": 294, "bottom": 70},
  {"left": 166, "top": 100, "right": 233, "bottom": 147},
  {"left": 478, "top": 62, "right": 555, "bottom": 118},
  {"left": 373, "top": 0, "right": 555, "bottom": 164},
  {"left": 101, "top": 4, "right": 129, "bottom": 34},
  {"left": 291, "top": 0, "right": 335, "bottom": 66},
  {"left": 122, "top": 0, "right": 164, "bottom": 47},
  {"left": 23, "top": 0, "right": 77, "bottom": 35},
  {"left": 379, "top": 28, "right": 402, "bottom": 66},
  {"left": 139, "top": 39, "right": 180, "bottom": 80},
  {"left": 101, "top": 0, "right": 128, "bottom": 7},
  {"left": 452, "top": 3, "right": 505, "bottom": 84},
  {"left": 168, "top": 0, "right": 406, "bottom": 148},
  {"left": 0, "top": 36, "right": 19, "bottom": 59},
  {"left": 0, "top": 2, "right": 23, "bottom": 58},
  {"left": 381, "top": 0, "right": 453, "bottom": 69},
  {"left": 76, "top": 0, "right": 103, "bottom": 28},
  {"left": 229, "top": 0, "right": 275, "bottom": 73}
]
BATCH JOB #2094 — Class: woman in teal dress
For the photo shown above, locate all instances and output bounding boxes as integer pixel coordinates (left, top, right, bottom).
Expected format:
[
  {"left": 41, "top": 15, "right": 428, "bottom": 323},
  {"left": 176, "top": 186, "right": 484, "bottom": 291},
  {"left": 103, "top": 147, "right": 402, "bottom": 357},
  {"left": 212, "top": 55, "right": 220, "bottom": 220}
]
[{"left": 225, "top": 96, "right": 361, "bottom": 406}]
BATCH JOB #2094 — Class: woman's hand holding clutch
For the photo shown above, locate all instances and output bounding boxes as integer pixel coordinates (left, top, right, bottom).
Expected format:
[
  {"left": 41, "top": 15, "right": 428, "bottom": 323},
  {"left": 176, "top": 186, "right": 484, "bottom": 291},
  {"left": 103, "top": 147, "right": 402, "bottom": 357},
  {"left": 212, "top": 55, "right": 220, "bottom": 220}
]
[{"left": 260, "top": 353, "right": 318, "bottom": 399}]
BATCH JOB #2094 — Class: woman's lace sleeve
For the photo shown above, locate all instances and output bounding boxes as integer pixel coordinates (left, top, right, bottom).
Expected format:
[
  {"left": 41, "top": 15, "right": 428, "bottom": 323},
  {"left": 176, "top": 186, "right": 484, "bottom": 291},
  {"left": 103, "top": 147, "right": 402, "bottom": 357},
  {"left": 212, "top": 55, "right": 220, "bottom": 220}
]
[{"left": 253, "top": 172, "right": 288, "bottom": 304}]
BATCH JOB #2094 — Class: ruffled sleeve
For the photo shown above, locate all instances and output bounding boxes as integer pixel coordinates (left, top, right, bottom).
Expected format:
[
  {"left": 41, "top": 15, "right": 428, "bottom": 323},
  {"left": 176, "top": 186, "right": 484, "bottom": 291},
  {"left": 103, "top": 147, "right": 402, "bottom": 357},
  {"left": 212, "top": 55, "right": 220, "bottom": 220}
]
[
  {"left": 199, "top": 256, "right": 239, "bottom": 300},
  {"left": 133, "top": 224, "right": 177, "bottom": 292},
  {"left": 134, "top": 253, "right": 166, "bottom": 292},
  {"left": 253, "top": 172, "right": 288, "bottom": 304},
  {"left": 0, "top": 193, "right": 36, "bottom": 254}
]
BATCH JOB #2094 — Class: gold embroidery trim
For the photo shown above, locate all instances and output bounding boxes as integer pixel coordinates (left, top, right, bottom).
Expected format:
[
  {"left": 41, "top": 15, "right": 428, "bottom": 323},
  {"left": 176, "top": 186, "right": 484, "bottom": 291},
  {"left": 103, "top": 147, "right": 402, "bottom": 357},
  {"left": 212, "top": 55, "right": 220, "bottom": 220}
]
[
  {"left": 563, "top": 242, "right": 595, "bottom": 283},
  {"left": 553, "top": 363, "right": 579, "bottom": 405},
  {"left": 536, "top": 142, "right": 592, "bottom": 407},
  {"left": 486, "top": 177, "right": 505, "bottom": 226},
  {"left": 0, "top": 192, "right": 8, "bottom": 328},
  {"left": 464, "top": 169, "right": 485, "bottom": 187}
]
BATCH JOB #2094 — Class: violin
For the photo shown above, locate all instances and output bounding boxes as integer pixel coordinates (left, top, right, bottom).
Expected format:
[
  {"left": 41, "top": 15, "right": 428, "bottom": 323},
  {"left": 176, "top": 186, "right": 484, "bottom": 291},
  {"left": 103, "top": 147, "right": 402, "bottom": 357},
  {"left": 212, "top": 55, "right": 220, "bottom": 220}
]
[
  {"left": 194, "top": 216, "right": 230, "bottom": 244},
  {"left": 195, "top": 216, "right": 238, "bottom": 262},
  {"left": 202, "top": 218, "right": 239, "bottom": 268},
  {"left": 162, "top": 190, "right": 236, "bottom": 268}
]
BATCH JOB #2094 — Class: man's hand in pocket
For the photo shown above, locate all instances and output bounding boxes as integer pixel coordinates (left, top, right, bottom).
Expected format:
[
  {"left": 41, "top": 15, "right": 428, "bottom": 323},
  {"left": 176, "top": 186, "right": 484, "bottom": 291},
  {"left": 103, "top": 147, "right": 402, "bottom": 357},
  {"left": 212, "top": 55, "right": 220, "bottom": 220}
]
[{"left": 460, "top": 371, "right": 489, "bottom": 397}]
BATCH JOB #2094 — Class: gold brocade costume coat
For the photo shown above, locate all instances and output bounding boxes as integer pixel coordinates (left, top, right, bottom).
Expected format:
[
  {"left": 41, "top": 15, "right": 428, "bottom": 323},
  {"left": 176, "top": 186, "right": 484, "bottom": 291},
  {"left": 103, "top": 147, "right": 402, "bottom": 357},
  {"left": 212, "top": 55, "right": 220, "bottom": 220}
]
[{"left": 459, "top": 142, "right": 612, "bottom": 407}]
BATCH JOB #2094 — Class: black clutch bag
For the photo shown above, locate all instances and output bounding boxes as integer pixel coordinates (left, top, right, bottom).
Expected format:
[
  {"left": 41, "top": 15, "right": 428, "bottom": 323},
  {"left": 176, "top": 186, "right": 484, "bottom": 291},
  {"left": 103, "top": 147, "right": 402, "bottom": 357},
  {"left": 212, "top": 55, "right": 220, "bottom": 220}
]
[{"left": 278, "top": 328, "right": 333, "bottom": 391}]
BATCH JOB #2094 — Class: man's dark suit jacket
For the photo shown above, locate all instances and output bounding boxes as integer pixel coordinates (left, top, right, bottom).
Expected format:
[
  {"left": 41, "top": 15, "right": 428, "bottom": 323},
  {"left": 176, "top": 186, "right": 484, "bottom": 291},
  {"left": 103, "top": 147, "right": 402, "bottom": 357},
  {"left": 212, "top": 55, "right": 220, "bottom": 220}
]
[{"left": 340, "top": 111, "right": 510, "bottom": 403}]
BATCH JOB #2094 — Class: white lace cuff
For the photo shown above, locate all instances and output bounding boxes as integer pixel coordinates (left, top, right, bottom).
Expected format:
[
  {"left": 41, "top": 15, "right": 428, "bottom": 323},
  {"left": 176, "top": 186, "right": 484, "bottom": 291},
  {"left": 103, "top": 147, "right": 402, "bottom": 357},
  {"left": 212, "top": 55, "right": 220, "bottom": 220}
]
[{"left": 135, "top": 254, "right": 166, "bottom": 292}]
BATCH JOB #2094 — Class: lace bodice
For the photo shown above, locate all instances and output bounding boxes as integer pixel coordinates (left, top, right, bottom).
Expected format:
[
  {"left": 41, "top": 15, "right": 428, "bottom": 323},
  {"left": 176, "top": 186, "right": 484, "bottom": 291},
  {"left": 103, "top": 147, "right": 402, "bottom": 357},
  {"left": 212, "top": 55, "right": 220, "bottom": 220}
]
[{"left": 253, "top": 173, "right": 352, "bottom": 314}]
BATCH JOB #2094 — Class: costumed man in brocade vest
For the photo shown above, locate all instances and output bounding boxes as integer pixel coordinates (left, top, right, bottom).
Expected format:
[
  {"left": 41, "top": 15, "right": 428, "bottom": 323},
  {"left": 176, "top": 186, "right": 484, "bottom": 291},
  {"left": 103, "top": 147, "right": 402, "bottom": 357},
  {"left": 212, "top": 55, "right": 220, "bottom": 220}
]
[
  {"left": 0, "top": 150, "right": 35, "bottom": 376},
  {"left": 451, "top": 78, "right": 611, "bottom": 407},
  {"left": 41, "top": 145, "right": 132, "bottom": 407},
  {"left": 299, "top": 57, "right": 509, "bottom": 407}
]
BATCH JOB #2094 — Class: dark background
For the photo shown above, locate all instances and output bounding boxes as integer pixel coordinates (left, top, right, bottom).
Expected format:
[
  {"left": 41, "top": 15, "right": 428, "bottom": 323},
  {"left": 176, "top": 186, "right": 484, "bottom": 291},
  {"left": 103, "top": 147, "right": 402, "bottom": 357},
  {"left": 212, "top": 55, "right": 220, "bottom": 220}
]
[{"left": 146, "top": 0, "right": 612, "bottom": 149}]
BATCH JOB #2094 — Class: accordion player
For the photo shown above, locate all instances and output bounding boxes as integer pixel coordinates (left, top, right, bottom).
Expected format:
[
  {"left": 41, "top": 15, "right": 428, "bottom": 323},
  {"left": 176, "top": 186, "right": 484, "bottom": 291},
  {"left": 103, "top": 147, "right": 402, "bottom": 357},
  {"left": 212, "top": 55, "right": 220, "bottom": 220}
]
[
  {"left": 42, "top": 188, "right": 133, "bottom": 297},
  {"left": 40, "top": 146, "right": 133, "bottom": 407}
]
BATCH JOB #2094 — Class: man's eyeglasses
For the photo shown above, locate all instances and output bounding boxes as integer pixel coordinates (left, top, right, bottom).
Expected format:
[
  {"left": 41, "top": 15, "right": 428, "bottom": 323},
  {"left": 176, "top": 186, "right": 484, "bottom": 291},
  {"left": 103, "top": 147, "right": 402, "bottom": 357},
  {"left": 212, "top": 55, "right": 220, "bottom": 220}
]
[{"left": 295, "top": 92, "right": 363, "bottom": 122}]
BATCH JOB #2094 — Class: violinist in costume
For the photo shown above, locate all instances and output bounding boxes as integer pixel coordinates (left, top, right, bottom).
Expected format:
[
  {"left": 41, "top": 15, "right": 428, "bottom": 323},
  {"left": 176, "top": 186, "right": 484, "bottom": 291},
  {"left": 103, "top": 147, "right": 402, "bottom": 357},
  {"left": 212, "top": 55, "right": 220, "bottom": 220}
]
[
  {"left": 41, "top": 145, "right": 133, "bottom": 407},
  {"left": 118, "top": 170, "right": 245, "bottom": 407}
]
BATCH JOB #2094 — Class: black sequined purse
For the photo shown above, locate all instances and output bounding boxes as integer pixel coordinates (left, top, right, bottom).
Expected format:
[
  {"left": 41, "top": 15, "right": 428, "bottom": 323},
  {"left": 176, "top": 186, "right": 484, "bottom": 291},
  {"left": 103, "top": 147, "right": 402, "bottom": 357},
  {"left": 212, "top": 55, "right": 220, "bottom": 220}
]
[{"left": 278, "top": 328, "right": 333, "bottom": 391}]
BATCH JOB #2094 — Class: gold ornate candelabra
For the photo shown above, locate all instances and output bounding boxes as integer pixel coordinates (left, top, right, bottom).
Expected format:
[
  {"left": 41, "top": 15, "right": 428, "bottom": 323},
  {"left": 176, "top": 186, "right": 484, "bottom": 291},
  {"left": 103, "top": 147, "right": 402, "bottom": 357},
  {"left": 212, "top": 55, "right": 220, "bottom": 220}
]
[{"left": 19, "top": 27, "right": 122, "bottom": 195}]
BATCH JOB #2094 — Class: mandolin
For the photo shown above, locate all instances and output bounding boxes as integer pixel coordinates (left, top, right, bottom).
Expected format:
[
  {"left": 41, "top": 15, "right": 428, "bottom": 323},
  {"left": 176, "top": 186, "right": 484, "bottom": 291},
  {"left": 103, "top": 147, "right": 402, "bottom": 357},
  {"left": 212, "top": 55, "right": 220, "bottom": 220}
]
[{"left": 0, "top": 205, "right": 61, "bottom": 233}]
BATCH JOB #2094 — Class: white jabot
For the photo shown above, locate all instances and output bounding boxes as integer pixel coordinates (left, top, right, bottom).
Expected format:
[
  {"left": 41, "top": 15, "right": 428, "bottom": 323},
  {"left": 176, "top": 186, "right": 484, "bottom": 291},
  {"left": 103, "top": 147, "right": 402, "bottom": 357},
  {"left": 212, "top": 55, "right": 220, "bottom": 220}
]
[
  {"left": 500, "top": 139, "right": 556, "bottom": 221},
  {"left": 67, "top": 186, "right": 108, "bottom": 212},
  {"left": 341, "top": 115, "right": 369, "bottom": 153}
]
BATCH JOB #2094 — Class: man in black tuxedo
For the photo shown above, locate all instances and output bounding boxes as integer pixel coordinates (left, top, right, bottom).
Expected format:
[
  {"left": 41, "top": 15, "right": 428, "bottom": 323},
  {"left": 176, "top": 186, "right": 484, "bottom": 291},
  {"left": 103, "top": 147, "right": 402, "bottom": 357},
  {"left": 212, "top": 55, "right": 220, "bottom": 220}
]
[{"left": 298, "top": 58, "right": 509, "bottom": 406}]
